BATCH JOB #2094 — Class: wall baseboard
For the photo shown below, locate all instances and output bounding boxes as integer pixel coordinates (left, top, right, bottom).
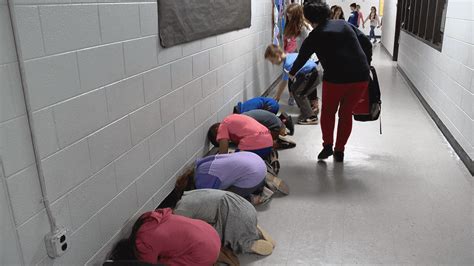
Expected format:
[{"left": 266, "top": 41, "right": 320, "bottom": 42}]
[
  {"left": 381, "top": 43, "right": 393, "bottom": 59},
  {"left": 398, "top": 66, "right": 474, "bottom": 176}
]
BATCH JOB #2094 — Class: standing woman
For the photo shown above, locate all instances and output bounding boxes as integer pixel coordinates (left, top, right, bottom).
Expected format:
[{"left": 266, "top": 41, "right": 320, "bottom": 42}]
[
  {"left": 284, "top": 3, "right": 320, "bottom": 114},
  {"left": 365, "top": 6, "right": 381, "bottom": 43},
  {"left": 289, "top": 2, "right": 372, "bottom": 162}
]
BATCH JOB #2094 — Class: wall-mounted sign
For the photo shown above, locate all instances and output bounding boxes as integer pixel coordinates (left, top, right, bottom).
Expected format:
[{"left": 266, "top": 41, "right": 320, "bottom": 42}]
[{"left": 158, "top": 0, "right": 251, "bottom": 47}]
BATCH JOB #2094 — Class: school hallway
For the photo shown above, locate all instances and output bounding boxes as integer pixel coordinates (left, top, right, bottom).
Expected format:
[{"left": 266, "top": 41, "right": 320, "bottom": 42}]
[
  {"left": 1, "top": 0, "right": 473, "bottom": 264},
  {"left": 239, "top": 46, "right": 474, "bottom": 265}
]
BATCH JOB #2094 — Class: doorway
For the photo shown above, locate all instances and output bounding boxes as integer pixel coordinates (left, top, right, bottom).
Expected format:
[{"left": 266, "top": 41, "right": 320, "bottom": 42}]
[{"left": 392, "top": 0, "right": 403, "bottom": 61}]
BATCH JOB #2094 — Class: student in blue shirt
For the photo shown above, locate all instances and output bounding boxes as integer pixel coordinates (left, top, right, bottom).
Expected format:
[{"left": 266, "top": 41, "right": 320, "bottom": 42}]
[
  {"left": 233, "top": 97, "right": 279, "bottom": 114},
  {"left": 265, "top": 44, "right": 320, "bottom": 125},
  {"left": 347, "top": 3, "right": 359, "bottom": 27}
]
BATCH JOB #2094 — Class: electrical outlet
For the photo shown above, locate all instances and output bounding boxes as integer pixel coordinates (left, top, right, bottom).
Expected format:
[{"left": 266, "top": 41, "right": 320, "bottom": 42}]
[{"left": 45, "top": 227, "right": 69, "bottom": 258}]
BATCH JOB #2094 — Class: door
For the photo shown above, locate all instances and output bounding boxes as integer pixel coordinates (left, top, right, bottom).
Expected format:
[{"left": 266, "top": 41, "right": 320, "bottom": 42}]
[{"left": 392, "top": 0, "right": 404, "bottom": 61}]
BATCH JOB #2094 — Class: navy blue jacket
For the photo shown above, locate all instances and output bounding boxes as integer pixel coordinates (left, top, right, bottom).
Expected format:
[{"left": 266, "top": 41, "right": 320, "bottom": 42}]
[{"left": 289, "top": 19, "right": 372, "bottom": 84}]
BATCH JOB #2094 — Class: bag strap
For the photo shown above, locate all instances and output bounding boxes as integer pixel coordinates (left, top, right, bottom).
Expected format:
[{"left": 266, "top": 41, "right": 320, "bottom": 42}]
[
  {"left": 370, "top": 66, "right": 379, "bottom": 84},
  {"left": 379, "top": 113, "right": 382, "bottom": 135}
]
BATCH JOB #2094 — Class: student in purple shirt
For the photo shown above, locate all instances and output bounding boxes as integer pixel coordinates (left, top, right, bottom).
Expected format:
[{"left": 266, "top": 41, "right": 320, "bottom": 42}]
[
  {"left": 174, "top": 152, "right": 289, "bottom": 205},
  {"left": 194, "top": 152, "right": 266, "bottom": 197}
]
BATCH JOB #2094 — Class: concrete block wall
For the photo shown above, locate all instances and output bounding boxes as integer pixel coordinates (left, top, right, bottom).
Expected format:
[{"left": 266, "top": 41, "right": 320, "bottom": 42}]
[
  {"left": 0, "top": 2, "right": 28, "bottom": 265},
  {"left": 397, "top": 0, "right": 473, "bottom": 160},
  {"left": 1, "top": 0, "right": 280, "bottom": 265},
  {"left": 380, "top": 0, "right": 396, "bottom": 56}
]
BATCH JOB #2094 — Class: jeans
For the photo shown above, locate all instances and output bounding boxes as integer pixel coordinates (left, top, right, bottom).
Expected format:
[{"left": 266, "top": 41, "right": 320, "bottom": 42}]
[
  {"left": 239, "top": 147, "right": 273, "bottom": 161},
  {"left": 289, "top": 68, "right": 322, "bottom": 119},
  {"left": 370, "top": 26, "right": 376, "bottom": 41}
]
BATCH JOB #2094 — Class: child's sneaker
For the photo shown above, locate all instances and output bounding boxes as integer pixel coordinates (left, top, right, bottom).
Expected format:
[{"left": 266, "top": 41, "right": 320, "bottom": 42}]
[
  {"left": 250, "top": 187, "right": 274, "bottom": 206},
  {"left": 265, "top": 173, "right": 290, "bottom": 195},
  {"left": 298, "top": 116, "right": 318, "bottom": 125},
  {"left": 279, "top": 112, "right": 294, "bottom": 135},
  {"left": 257, "top": 225, "right": 276, "bottom": 247},
  {"left": 250, "top": 239, "right": 274, "bottom": 255}
]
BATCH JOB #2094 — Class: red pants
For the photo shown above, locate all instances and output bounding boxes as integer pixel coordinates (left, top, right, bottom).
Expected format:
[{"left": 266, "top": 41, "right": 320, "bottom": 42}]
[{"left": 321, "top": 81, "right": 369, "bottom": 152}]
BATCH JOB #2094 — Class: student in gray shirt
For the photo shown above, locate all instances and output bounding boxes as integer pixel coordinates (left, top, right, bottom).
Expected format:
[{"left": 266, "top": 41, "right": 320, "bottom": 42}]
[
  {"left": 242, "top": 109, "right": 286, "bottom": 141},
  {"left": 161, "top": 189, "right": 276, "bottom": 257}
]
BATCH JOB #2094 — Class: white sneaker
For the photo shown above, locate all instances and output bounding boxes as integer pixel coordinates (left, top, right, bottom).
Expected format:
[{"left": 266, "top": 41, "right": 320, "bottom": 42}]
[{"left": 298, "top": 116, "right": 318, "bottom": 125}]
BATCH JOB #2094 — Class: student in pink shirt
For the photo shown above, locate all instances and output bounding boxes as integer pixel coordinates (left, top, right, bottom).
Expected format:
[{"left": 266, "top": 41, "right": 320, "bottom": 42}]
[
  {"left": 207, "top": 114, "right": 274, "bottom": 159},
  {"left": 109, "top": 208, "right": 221, "bottom": 266}
]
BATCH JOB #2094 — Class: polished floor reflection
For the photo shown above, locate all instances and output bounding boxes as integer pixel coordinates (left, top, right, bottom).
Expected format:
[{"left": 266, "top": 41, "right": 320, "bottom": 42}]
[{"left": 239, "top": 46, "right": 473, "bottom": 265}]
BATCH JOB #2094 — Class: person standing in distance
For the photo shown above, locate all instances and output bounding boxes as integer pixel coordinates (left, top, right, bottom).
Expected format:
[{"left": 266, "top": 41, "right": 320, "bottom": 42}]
[{"left": 347, "top": 3, "right": 359, "bottom": 27}]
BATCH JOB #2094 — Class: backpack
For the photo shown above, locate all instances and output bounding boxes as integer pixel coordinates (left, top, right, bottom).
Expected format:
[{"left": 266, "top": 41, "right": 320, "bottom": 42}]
[{"left": 353, "top": 66, "right": 382, "bottom": 133}]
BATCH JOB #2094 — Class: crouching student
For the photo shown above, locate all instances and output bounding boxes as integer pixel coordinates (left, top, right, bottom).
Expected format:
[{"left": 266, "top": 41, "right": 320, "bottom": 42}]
[
  {"left": 265, "top": 44, "right": 321, "bottom": 125},
  {"left": 178, "top": 151, "right": 274, "bottom": 205},
  {"left": 160, "top": 189, "right": 276, "bottom": 257},
  {"left": 242, "top": 109, "right": 296, "bottom": 149},
  {"left": 109, "top": 208, "right": 221, "bottom": 266},
  {"left": 233, "top": 96, "right": 280, "bottom": 114},
  {"left": 208, "top": 114, "right": 273, "bottom": 159}
]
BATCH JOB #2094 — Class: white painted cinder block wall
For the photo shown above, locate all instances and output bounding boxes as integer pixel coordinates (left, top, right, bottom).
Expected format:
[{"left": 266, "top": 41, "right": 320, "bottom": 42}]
[
  {"left": 0, "top": 0, "right": 27, "bottom": 264},
  {"left": 396, "top": 0, "right": 473, "bottom": 159},
  {"left": 0, "top": 0, "right": 280, "bottom": 265},
  {"left": 380, "top": 0, "right": 396, "bottom": 56}
]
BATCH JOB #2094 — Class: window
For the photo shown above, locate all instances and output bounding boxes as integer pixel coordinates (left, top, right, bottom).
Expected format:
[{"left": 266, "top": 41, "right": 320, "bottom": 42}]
[{"left": 400, "top": 0, "right": 448, "bottom": 51}]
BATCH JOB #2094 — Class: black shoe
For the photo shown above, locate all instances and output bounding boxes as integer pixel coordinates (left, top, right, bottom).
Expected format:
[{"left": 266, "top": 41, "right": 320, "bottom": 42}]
[
  {"left": 334, "top": 151, "right": 344, "bottom": 162},
  {"left": 318, "top": 145, "right": 333, "bottom": 160}
]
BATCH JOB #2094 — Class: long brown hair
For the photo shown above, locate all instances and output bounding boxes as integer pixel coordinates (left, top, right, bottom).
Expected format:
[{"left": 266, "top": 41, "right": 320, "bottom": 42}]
[
  {"left": 370, "top": 6, "right": 377, "bottom": 20},
  {"left": 284, "top": 4, "right": 307, "bottom": 38},
  {"left": 331, "top": 5, "right": 344, "bottom": 20}
]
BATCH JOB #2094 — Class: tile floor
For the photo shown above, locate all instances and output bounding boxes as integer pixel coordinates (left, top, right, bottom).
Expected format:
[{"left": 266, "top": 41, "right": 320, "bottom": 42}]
[{"left": 239, "top": 46, "right": 473, "bottom": 265}]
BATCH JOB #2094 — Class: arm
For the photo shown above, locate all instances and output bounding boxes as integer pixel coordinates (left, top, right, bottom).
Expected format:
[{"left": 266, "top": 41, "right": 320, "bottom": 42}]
[
  {"left": 289, "top": 33, "right": 316, "bottom": 76},
  {"left": 274, "top": 80, "right": 288, "bottom": 102},
  {"left": 377, "top": 16, "right": 381, "bottom": 27},
  {"left": 218, "top": 139, "right": 229, "bottom": 154},
  {"left": 359, "top": 12, "right": 365, "bottom": 28},
  {"left": 351, "top": 25, "right": 372, "bottom": 65}
]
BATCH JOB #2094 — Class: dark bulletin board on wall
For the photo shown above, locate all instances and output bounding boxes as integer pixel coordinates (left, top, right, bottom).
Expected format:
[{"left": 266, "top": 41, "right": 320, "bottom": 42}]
[{"left": 158, "top": 0, "right": 252, "bottom": 48}]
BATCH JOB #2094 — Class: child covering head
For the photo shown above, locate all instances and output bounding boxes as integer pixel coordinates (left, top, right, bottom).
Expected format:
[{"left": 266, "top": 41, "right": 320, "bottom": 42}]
[
  {"left": 194, "top": 152, "right": 267, "bottom": 199},
  {"left": 208, "top": 114, "right": 274, "bottom": 159},
  {"left": 110, "top": 208, "right": 221, "bottom": 266},
  {"left": 173, "top": 152, "right": 280, "bottom": 205},
  {"left": 265, "top": 44, "right": 321, "bottom": 125},
  {"left": 242, "top": 109, "right": 286, "bottom": 141},
  {"left": 233, "top": 96, "right": 280, "bottom": 114},
  {"left": 242, "top": 109, "right": 296, "bottom": 149},
  {"left": 173, "top": 189, "right": 276, "bottom": 255}
]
